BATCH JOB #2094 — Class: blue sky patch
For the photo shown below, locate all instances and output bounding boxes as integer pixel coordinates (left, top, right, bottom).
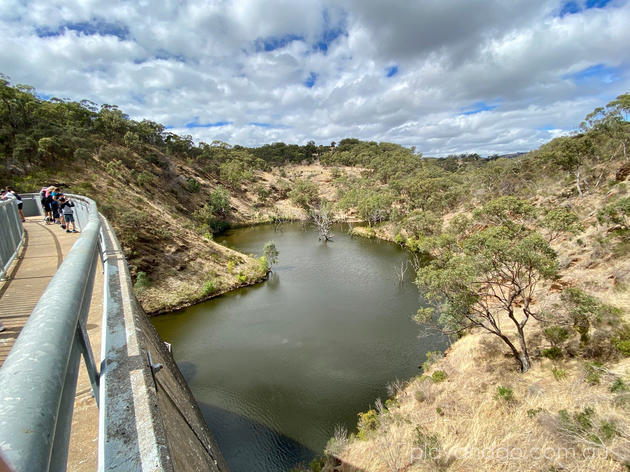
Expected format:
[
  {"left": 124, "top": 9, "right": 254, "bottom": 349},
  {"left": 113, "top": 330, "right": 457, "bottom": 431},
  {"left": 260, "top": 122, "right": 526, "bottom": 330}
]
[
  {"left": 558, "top": 0, "right": 613, "bottom": 17},
  {"left": 155, "top": 50, "right": 187, "bottom": 63},
  {"left": 185, "top": 120, "right": 232, "bottom": 128},
  {"left": 386, "top": 65, "right": 399, "bottom": 78},
  {"left": 249, "top": 122, "right": 273, "bottom": 128},
  {"left": 255, "top": 34, "right": 304, "bottom": 52},
  {"left": 461, "top": 102, "right": 499, "bottom": 115},
  {"left": 563, "top": 63, "right": 621, "bottom": 84},
  {"left": 36, "top": 18, "right": 129, "bottom": 39},
  {"left": 313, "top": 8, "right": 347, "bottom": 53},
  {"left": 304, "top": 72, "right": 318, "bottom": 88}
]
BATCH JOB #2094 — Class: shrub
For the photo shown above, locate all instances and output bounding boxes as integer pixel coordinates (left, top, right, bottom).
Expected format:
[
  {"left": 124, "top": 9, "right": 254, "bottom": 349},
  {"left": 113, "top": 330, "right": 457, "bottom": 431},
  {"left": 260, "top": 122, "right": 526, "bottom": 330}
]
[
  {"left": 613, "top": 325, "right": 630, "bottom": 356},
  {"left": 134, "top": 271, "right": 151, "bottom": 293},
  {"left": 496, "top": 386, "right": 514, "bottom": 402},
  {"left": 583, "top": 362, "right": 602, "bottom": 385},
  {"left": 288, "top": 179, "right": 320, "bottom": 209},
  {"left": 201, "top": 279, "right": 216, "bottom": 297},
  {"left": 542, "top": 346, "right": 563, "bottom": 360},
  {"left": 255, "top": 184, "right": 271, "bottom": 203},
  {"left": 527, "top": 408, "right": 545, "bottom": 418},
  {"left": 610, "top": 378, "right": 628, "bottom": 393},
  {"left": 414, "top": 426, "right": 441, "bottom": 462},
  {"left": 552, "top": 367, "right": 567, "bottom": 381},
  {"left": 356, "top": 409, "right": 379, "bottom": 440},
  {"left": 543, "top": 326, "right": 569, "bottom": 346},
  {"left": 541, "top": 207, "right": 583, "bottom": 241},
  {"left": 137, "top": 170, "right": 156, "bottom": 188},
  {"left": 431, "top": 370, "right": 447, "bottom": 383},
  {"left": 186, "top": 177, "right": 200, "bottom": 193}
]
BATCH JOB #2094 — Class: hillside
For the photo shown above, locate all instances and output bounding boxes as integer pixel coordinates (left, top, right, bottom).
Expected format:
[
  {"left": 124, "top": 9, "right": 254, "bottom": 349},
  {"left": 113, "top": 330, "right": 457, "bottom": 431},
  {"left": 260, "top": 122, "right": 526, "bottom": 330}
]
[{"left": 1, "top": 78, "right": 630, "bottom": 470}]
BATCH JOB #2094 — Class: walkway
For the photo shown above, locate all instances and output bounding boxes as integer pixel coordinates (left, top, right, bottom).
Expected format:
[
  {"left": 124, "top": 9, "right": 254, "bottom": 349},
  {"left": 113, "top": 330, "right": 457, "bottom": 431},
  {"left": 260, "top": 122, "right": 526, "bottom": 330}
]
[{"left": 0, "top": 216, "right": 102, "bottom": 471}]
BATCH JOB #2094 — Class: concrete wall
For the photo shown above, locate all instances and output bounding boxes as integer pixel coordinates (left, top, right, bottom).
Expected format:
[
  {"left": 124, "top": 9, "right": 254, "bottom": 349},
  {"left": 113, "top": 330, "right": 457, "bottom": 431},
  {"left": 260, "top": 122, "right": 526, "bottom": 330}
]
[{"left": 99, "top": 216, "right": 229, "bottom": 472}]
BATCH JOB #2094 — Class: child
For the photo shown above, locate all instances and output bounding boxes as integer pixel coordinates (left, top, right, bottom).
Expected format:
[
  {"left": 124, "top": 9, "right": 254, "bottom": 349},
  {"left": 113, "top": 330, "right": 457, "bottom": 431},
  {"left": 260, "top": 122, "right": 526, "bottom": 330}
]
[{"left": 59, "top": 196, "right": 78, "bottom": 233}]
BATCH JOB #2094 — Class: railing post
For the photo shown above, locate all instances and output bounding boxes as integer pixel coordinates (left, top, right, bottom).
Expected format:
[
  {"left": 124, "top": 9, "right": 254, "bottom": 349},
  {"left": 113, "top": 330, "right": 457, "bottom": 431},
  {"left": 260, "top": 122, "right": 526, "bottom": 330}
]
[{"left": 76, "top": 319, "right": 100, "bottom": 405}]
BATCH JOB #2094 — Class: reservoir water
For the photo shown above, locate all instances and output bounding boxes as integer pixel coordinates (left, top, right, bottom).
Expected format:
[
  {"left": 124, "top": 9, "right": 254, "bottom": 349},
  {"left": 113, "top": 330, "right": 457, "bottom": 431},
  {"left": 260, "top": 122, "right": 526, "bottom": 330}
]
[{"left": 152, "top": 223, "right": 447, "bottom": 471}]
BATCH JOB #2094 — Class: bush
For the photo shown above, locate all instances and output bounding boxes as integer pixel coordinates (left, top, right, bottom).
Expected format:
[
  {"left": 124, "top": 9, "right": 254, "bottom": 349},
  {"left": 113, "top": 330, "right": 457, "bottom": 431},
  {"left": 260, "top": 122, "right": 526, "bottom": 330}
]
[
  {"left": 356, "top": 409, "right": 379, "bottom": 440},
  {"left": 431, "top": 370, "right": 447, "bottom": 383},
  {"left": 496, "top": 385, "right": 514, "bottom": 402},
  {"left": 186, "top": 177, "right": 200, "bottom": 193},
  {"left": 552, "top": 367, "right": 567, "bottom": 381},
  {"left": 542, "top": 346, "right": 563, "bottom": 360},
  {"left": 584, "top": 362, "right": 602, "bottom": 385},
  {"left": 201, "top": 279, "right": 216, "bottom": 297},
  {"left": 137, "top": 170, "right": 156, "bottom": 188},
  {"left": 613, "top": 325, "right": 630, "bottom": 356},
  {"left": 543, "top": 326, "right": 569, "bottom": 346},
  {"left": 610, "top": 378, "right": 628, "bottom": 393},
  {"left": 134, "top": 271, "right": 151, "bottom": 293}
]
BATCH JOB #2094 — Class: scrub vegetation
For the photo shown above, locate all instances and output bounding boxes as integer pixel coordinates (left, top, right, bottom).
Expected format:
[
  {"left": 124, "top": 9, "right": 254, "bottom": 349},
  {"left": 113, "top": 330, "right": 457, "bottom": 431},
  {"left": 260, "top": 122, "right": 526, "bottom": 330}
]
[{"left": 1, "top": 75, "right": 629, "bottom": 470}]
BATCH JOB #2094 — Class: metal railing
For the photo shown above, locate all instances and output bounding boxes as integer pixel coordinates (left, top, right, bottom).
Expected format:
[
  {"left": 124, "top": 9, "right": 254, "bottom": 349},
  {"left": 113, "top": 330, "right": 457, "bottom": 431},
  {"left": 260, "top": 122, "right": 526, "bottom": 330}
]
[
  {"left": 0, "top": 194, "right": 227, "bottom": 472},
  {"left": 0, "top": 198, "right": 25, "bottom": 281},
  {"left": 0, "top": 195, "right": 101, "bottom": 471}
]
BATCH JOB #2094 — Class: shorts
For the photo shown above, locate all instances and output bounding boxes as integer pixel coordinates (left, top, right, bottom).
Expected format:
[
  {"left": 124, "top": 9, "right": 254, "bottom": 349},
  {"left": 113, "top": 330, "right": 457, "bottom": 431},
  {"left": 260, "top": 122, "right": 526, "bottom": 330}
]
[
  {"left": 64, "top": 214, "right": 74, "bottom": 223},
  {"left": 17, "top": 202, "right": 23, "bottom": 210}
]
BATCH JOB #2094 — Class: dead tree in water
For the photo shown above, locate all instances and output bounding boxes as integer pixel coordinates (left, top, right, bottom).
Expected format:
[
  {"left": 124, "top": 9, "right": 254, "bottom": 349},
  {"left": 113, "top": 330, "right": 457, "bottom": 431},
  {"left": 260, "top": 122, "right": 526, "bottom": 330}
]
[{"left": 310, "top": 202, "right": 334, "bottom": 242}]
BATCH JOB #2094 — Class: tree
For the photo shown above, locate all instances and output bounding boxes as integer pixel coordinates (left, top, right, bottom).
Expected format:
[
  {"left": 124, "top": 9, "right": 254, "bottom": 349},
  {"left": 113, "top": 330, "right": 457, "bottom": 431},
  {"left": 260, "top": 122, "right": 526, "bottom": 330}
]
[
  {"left": 194, "top": 186, "right": 232, "bottom": 233},
  {"left": 541, "top": 135, "right": 596, "bottom": 197},
  {"left": 288, "top": 179, "right": 320, "bottom": 209},
  {"left": 415, "top": 198, "right": 558, "bottom": 372},
  {"left": 540, "top": 207, "right": 583, "bottom": 242},
  {"left": 310, "top": 201, "right": 335, "bottom": 242},
  {"left": 357, "top": 190, "right": 394, "bottom": 226},
  {"left": 262, "top": 241, "right": 279, "bottom": 270}
]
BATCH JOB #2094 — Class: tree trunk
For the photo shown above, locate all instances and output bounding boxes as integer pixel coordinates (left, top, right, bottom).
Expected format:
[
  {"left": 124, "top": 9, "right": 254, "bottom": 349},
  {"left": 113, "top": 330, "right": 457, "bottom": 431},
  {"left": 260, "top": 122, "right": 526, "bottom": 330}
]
[
  {"left": 575, "top": 170, "right": 583, "bottom": 197},
  {"left": 496, "top": 332, "right": 526, "bottom": 372},
  {"left": 515, "top": 326, "right": 531, "bottom": 373}
]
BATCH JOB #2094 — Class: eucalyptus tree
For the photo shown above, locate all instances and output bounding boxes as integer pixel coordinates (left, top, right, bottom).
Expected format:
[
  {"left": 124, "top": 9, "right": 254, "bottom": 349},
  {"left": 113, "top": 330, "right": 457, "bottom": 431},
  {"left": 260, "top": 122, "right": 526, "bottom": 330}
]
[{"left": 415, "top": 197, "right": 558, "bottom": 372}]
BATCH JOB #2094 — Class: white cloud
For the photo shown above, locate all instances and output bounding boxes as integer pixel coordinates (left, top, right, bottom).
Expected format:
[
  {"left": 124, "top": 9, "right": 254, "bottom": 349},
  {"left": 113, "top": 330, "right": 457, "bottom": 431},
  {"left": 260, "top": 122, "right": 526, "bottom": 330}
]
[{"left": 0, "top": 0, "right": 628, "bottom": 156}]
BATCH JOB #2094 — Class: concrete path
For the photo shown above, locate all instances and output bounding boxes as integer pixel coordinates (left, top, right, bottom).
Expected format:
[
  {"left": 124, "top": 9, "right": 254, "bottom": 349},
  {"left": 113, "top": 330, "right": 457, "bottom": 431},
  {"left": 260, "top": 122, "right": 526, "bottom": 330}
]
[{"left": 0, "top": 216, "right": 102, "bottom": 471}]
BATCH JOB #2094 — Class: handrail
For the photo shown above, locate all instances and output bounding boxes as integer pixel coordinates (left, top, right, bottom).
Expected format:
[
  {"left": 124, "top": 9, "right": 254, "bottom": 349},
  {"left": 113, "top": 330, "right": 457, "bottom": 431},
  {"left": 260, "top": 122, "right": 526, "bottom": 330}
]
[
  {"left": 0, "top": 198, "right": 24, "bottom": 281},
  {"left": 0, "top": 195, "right": 101, "bottom": 471},
  {"left": 0, "top": 194, "right": 227, "bottom": 471}
]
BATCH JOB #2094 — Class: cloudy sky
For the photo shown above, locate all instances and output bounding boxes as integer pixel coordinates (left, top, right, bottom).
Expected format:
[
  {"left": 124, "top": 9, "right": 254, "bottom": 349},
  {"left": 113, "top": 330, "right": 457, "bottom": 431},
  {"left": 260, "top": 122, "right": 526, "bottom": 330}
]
[{"left": 1, "top": 0, "right": 629, "bottom": 156}]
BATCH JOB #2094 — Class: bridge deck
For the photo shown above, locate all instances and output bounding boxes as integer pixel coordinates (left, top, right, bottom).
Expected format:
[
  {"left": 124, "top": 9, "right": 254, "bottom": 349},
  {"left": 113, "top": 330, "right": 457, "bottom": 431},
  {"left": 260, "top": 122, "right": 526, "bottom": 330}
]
[{"left": 0, "top": 216, "right": 102, "bottom": 471}]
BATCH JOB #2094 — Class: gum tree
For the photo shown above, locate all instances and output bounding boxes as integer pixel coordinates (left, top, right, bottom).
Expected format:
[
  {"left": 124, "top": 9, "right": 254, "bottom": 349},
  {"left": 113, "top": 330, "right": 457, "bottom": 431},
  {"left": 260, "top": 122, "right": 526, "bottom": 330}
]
[{"left": 415, "top": 198, "right": 558, "bottom": 372}]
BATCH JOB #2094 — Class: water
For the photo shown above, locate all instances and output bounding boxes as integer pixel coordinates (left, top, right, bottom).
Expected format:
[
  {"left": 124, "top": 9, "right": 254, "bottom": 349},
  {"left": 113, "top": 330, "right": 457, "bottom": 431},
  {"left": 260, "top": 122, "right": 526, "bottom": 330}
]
[{"left": 152, "top": 223, "right": 447, "bottom": 471}]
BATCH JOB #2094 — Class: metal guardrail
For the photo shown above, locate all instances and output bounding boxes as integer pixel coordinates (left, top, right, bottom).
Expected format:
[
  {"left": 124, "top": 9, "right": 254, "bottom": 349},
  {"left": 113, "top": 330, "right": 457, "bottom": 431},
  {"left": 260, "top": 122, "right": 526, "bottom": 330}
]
[
  {"left": 0, "top": 193, "right": 227, "bottom": 472},
  {"left": 0, "top": 194, "right": 101, "bottom": 471},
  {"left": 0, "top": 198, "right": 25, "bottom": 281}
]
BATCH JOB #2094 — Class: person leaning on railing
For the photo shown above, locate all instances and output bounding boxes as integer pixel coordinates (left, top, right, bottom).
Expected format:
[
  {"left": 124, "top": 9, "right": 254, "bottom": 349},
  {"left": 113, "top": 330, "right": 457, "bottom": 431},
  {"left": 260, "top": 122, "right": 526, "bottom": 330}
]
[{"left": 4, "top": 188, "right": 25, "bottom": 222}]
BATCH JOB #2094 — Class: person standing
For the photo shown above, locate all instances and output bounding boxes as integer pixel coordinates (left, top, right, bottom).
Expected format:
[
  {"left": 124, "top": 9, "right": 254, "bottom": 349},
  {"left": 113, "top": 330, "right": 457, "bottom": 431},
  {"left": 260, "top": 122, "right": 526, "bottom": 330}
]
[
  {"left": 60, "top": 196, "right": 78, "bottom": 233},
  {"left": 6, "top": 187, "right": 25, "bottom": 222}
]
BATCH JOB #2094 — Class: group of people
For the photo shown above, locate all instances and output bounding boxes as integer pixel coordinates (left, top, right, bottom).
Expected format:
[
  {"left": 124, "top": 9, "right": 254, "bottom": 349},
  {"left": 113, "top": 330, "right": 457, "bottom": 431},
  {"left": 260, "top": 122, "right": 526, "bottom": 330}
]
[
  {"left": 0, "top": 187, "right": 25, "bottom": 222},
  {"left": 40, "top": 186, "right": 78, "bottom": 233}
]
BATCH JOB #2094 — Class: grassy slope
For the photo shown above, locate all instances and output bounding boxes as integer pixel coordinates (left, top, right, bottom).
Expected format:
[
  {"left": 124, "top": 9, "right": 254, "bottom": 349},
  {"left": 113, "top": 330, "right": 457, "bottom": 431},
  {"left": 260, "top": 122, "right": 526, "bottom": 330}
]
[
  {"left": 24, "top": 149, "right": 356, "bottom": 314},
  {"left": 315, "top": 162, "right": 630, "bottom": 472}
]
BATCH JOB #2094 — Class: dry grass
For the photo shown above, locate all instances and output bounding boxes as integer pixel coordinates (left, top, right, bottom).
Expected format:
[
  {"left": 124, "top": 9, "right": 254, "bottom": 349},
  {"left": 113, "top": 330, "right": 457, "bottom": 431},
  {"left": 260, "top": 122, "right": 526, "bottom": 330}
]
[{"left": 322, "top": 183, "right": 630, "bottom": 472}]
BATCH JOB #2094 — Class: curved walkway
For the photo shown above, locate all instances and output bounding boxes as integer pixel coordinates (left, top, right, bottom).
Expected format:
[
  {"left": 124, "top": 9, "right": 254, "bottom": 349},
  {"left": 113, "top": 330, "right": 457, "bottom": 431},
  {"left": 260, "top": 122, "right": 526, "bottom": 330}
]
[{"left": 0, "top": 216, "right": 102, "bottom": 471}]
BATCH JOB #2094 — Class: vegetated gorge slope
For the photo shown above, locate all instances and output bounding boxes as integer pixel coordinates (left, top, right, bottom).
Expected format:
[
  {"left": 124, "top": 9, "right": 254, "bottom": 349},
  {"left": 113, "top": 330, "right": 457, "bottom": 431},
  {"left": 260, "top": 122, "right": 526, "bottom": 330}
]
[{"left": 1, "top": 76, "right": 629, "bottom": 470}]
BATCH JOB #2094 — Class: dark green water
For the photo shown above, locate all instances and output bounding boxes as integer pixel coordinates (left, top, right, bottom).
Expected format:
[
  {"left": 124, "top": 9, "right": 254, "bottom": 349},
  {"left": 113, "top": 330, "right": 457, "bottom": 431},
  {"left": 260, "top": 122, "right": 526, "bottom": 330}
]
[{"left": 152, "top": 223, "right": 447, "bottom": 471}]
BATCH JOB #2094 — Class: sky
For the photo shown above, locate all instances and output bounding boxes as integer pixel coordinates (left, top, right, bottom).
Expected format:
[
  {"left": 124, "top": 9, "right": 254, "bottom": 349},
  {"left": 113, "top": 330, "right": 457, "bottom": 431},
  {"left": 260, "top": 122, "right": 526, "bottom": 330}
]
[{"left": 1, "top": 0, "right": 629, "bottom": 156}]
